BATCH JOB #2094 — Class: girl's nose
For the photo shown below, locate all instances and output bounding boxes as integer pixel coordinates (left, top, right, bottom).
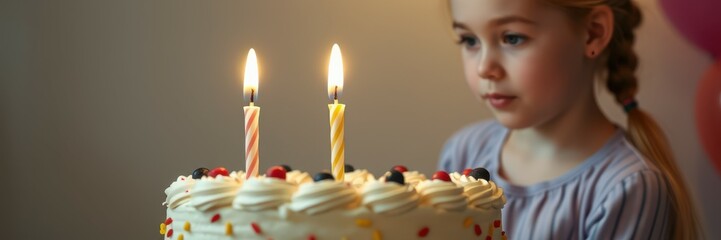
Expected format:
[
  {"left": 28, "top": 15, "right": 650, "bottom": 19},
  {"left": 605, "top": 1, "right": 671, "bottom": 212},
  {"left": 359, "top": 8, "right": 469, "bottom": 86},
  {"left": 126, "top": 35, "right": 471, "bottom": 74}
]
[{"left": 476, "top": 51, "right": 504, "bottom": 81}]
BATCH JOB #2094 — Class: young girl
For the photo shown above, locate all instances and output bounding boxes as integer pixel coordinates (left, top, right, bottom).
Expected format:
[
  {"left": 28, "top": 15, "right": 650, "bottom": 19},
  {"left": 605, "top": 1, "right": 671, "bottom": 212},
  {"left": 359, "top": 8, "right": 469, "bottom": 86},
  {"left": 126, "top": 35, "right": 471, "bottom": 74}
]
[{"left": 438, "top": 0, "right": 700, "bottom": 239}]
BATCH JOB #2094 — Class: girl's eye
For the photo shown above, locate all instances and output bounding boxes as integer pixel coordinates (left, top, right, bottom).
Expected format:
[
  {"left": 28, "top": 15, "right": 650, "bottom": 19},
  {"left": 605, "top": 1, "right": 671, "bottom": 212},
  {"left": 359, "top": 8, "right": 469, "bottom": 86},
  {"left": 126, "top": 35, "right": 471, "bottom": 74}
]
[
  {"left": 457, "top": 35, "right": 479, "bottom": 48},
  {"left": 502, "top": 33, "right": 527, "bottom": 46}
]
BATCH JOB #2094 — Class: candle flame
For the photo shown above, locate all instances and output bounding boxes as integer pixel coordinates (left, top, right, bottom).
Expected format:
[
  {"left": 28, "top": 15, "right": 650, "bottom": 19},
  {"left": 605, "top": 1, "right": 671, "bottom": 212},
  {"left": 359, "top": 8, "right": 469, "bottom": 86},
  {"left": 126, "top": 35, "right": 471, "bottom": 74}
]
[
  {"left": 328, "top": 43, "right": 343, "bottom": 100},
  {"left": 244, "top": 48, "right": 259, "bottom": 102}
]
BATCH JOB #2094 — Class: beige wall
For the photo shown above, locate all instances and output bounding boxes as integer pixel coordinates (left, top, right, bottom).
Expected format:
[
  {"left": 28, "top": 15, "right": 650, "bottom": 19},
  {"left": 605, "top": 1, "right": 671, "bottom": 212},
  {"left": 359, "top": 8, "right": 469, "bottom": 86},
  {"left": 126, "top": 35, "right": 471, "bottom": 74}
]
[{"left": 1, "top": 0, "right": 718, "bottom": 239}]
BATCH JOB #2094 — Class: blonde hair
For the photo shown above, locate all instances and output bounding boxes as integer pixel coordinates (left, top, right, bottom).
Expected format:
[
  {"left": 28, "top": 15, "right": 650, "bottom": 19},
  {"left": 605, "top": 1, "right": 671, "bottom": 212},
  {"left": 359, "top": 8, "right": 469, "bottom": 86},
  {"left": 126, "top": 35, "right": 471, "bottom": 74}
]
[{"left": 545, "top": 0, "right": 701, "bottom": 239}]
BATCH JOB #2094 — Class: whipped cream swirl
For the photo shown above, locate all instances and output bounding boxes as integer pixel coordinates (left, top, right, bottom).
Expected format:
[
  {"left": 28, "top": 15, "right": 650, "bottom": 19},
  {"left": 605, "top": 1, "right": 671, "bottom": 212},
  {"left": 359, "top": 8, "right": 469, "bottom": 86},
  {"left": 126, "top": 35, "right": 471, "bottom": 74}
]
[
  {"left": 288, "top": 180, "right": 359, "bottom": 215},
  {"left": 361, "top": 181, "right": 419, "bottom": 215},
  {"left": 452, "top": 174, "right": 506, "bottom": 209},
  {"left": 286, "top": 170, "right": 313, "bottom": 185},
  {"left": 233, "top": 177, "right": 296, "bottom": 211},
  {"left": 190, "top": 172, "right": 243, "bottom": 211},
  {"left": 344, "top": 169, "right": 376, "bottom": 188},
  {"left": 416, "top": 180, "right": 467, "bottom": 212},
  {"left": 163, "top": 175, "right": 196, "bottom": 209}
]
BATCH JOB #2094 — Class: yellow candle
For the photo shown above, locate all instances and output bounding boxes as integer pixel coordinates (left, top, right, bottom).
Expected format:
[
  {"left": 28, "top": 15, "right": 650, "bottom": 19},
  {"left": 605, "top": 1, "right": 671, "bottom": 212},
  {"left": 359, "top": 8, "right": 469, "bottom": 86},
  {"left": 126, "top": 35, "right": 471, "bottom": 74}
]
[
  {"left": 243, "top": 49, "right": 260, "bottom": 179},
  {"left": 328, "top": 43, "right": 345, "bottom": 181}
]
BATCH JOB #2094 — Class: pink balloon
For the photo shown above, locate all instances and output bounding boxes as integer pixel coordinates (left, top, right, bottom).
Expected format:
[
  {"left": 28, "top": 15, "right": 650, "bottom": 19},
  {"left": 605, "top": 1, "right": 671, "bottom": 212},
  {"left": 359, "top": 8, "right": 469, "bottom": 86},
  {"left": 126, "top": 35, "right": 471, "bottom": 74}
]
[
  {"left": 660, "top": 0, "right": 721, "bottom": 57},
  {"left": 695, "top": 59, "right": 721, "bottom": 176}
]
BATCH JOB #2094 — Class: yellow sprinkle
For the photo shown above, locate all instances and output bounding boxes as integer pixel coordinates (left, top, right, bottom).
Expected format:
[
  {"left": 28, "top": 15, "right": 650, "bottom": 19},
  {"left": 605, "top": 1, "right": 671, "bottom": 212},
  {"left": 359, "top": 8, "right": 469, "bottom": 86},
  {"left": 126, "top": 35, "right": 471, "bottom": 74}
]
[
  {"left": 340, "top": 237, "right": 348, "bottom": 240},
  {"left": 183, "top": 221, "right": 191, "bottom": 232},
  {"left": 355, "top": 218, "right": 372, "bottom": 228},
  {"left": 463, "top": 217, "right": 473, "bottom": 228},
  {"left": 372, "top": 230, "right": 382, "bottom": 240},
  {"left": 159, "top": 223, "right": 166, "bottom": 235},
  {"left": 502, "top": 235, "right": 507, "bottom": 240},
  {"left": 178, "top": 234, "right": 184, "bottom": 240},
  {"left": 488, "top": 223, "right": 495, "bottom": 237},
  {"left": 225, "top": 222, "right": 233, "bottom": 236}
]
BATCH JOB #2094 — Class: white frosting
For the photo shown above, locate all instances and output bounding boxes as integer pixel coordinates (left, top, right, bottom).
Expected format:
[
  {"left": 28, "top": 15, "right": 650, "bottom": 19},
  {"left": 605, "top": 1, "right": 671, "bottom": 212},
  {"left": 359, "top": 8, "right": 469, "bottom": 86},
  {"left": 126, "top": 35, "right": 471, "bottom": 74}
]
[
  {"left": 452, "top": 175, "right": 506, "bottom": 210},
  {"left": 416, "top": 180, "right": 467, "bottom": 212},
  {"left": 344, "top": 169, "right": 376, "bottom": 188},
  {"left": 286, "top": 170, "right": 312, "bottom": 185},
  {"left": 190, "top": 172, "right": 243, "bottom": 211},
  {"left": 233, "top": 178, "right": 296, "bottom": 211},
  {"left": 166, "top": 203, "right": 503, "bottom": 240},
  {"left": 163, "top": 175, "right": 196, "bottom": 209},
  {"left": 289, "top": 180, "right": 359, "bottom": 215},
  {"left": 361, "top": 181, "right": 419, "bottom": 215}
]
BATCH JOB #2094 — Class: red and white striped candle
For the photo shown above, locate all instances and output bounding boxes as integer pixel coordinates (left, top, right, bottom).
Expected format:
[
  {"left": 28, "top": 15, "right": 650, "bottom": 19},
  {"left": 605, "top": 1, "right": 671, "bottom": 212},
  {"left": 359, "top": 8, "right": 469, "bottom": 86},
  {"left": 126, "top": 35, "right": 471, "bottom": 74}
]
[
  {"left": 243, "top": 49, "right": 260, "bottom": 179},
  {"left": 327, "top": 44, "right": 345, "bottom": 181}
]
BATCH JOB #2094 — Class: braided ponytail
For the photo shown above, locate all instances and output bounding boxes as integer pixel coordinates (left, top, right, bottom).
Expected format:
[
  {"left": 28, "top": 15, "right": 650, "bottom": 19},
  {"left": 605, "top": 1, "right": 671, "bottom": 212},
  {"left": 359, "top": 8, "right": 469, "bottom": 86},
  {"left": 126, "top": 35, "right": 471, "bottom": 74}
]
[
  {"left": 606, "top": 2, "right": 701, "bottom": 239},
  {"left": 550, "top": 0, "right": 701, "bottom": 238}
]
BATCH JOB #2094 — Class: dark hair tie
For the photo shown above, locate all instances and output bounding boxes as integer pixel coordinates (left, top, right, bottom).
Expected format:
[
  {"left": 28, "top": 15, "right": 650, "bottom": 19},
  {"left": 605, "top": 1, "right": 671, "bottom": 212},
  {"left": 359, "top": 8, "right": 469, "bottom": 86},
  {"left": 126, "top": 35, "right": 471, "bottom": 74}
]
[{"left": 622, "top": 98, "right": 638, "bottom": 113}]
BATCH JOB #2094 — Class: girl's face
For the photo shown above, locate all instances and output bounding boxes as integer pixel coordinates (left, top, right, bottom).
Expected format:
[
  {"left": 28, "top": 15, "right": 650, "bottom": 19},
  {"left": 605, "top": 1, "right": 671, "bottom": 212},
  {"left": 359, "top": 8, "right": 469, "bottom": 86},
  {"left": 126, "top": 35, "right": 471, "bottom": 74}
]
[{"left": 451, "top": 0, "right": 592, "bottom": 129}]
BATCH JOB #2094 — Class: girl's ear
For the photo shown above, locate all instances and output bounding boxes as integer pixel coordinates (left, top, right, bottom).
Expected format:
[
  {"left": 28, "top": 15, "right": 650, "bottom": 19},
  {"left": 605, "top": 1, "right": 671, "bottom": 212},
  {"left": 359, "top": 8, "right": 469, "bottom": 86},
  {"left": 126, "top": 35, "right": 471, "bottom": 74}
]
[{"left": 584, "top": 6, "right": 614, "bottom": 58}]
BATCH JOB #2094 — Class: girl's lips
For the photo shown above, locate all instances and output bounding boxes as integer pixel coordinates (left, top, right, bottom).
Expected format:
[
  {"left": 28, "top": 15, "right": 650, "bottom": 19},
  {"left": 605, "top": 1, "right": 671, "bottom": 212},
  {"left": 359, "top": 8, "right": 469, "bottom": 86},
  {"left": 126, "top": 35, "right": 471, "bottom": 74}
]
[{"left": 481, "top": 93, "right": 517, "bottom": 109}]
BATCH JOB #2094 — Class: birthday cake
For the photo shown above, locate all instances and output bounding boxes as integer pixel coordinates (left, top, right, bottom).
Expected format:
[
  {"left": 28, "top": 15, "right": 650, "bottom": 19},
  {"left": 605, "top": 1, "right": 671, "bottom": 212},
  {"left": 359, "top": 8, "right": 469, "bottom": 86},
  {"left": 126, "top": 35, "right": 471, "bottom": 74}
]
[{"left": 160, "top": 165, "right": 507, "bottom": 240}]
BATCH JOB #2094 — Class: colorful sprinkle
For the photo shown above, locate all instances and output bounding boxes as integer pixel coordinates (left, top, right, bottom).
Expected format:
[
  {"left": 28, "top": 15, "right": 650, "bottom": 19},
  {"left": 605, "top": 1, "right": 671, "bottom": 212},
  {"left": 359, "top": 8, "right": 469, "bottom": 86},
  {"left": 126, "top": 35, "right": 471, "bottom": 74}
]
[
  {"left": 159, "top": 223, "right": 166, "bottom": 235},
  {"left": 488, "top": 223, "right": 495, "bottom": 237},
  {"left": 211, "top": 213, "right": 221, "bottom": 223},
  {"left": 178, "top": 234, "right": 184, "bottom": 240},
  {"left": 166, "top": 229, "right": 174, "bottom": 238},
  {"left": 463, "top": 217, "right": 474, "bottom": 228},
  {"left": 183, "top": 221, "right": 191, "bottom": 232},
  {"left": 474, "top": 224, "right": 482, "bottom": 236},
  {"left": 225, "top": 222, "right": 233, "bottom": 236},
  {"left": 372, "top": 230, "right": 382, "bottom": 240},
  {"left": 251, "top": 222, "right": 262, "bottom": 234},
  {"left": 418, "top": 226, "right": 430, "bottom": 237},
  {"left": 494, "top": 220, "right": 501, "bottom": 228},
  {"left": 164, "top": 217, "right": 173, "bottom": 225},
  {"left": 502, "top": 231, "right": 507, "bottom": 240},
  {"left": 355, "top": 218, "right": 372, "bottom": 228},
  {"left": 486, "top": 236, "right": 492, "bottom": 240},
  {"left": 308, "top": 234, "right": 317, "bottom": 240}
]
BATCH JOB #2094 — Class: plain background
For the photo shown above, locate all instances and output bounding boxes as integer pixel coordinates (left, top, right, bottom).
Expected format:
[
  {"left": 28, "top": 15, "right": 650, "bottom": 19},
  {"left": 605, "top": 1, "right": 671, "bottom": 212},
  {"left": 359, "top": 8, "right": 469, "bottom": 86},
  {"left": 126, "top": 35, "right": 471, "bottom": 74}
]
[{"left": 1, "top": 0, "right": 719, "bottom": 239}]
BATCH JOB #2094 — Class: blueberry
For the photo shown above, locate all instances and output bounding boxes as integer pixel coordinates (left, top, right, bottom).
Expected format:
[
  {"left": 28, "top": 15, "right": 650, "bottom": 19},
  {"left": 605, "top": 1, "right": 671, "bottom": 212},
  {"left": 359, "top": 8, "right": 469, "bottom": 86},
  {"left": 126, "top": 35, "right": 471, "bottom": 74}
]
[
  {"left": 344, "top": 164, "right": 355, "bottom": 173},
  {"left": 280, "top": 164, "right": 292, "bottom": 172},
  {"left": 192, "top": 167, "right": 209, "bottom": 179},
  {"left": 313, "top": 172, "right": 335, "bottom": 182},
  {"left": 470, "top": 168, "right": 490, "bottom": 181},
  {"left": 385, "top": 170, "right": 405, "bottom": 185}
]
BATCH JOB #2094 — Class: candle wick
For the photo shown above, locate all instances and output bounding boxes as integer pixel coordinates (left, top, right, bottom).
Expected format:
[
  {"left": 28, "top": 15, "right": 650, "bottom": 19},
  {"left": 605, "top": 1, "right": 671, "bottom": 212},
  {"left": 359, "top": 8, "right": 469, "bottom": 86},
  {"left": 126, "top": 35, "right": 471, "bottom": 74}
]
[
  {"left": 334, "top": 86, "right": 338, "bottom": 101},
  {"left": 250, "top": 88, "right": 255, "bottom": 104}
]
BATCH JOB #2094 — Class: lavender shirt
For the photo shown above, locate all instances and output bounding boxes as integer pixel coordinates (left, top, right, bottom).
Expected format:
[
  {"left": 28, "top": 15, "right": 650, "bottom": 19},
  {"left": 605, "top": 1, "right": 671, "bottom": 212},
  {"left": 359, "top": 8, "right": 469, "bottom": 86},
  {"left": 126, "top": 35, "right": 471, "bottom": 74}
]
[{"left": 439, "top": 121, "right": 671, "bottom": 240}]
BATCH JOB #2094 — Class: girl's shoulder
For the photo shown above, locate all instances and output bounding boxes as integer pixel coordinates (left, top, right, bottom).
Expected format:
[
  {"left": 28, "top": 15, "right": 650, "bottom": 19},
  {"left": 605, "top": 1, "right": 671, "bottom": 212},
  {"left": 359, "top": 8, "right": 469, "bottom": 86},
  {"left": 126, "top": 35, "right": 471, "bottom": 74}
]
[
  {"left": 588, "top": 130, "right": 667, "bottom": 199},
  {"left": 438, "top": 120, "right": 506, "bottom": 172}
]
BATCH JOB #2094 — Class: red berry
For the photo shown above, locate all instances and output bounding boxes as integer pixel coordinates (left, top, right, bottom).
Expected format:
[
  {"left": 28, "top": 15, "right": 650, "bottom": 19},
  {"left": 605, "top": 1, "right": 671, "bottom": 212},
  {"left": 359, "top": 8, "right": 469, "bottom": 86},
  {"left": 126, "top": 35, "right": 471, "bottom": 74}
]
[
  {"left": 474, "top": 224, "right": 482, "bottom": 236},
  {"left": 266, "top": 166, "right": 287, "bottom": 180},
  {"left": 462, "top": 168, "right": 473, "bottom": 176},
  {"left": 392, "top": 165, "right": 408, "bottom": 173},
  {"left": 251, "top": 222, "right": 262, "bottom": 234},
  {"left": 418, "top": 226, "right": 430, "bottom": 237},
  {"left": 164, "top": 217, "right": 173, "bottom": 225},
  {"left": 432, "top": 171, "right": 451, "bottom": 182},
  {"left": 209, "top": 167, "right": 230, "bottom": 178}
]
